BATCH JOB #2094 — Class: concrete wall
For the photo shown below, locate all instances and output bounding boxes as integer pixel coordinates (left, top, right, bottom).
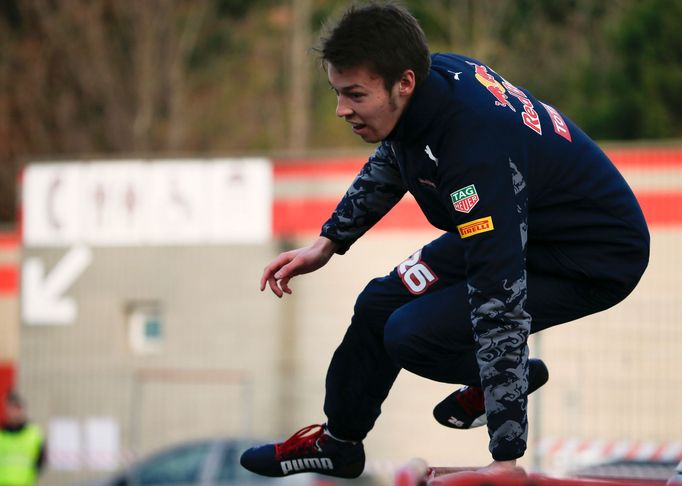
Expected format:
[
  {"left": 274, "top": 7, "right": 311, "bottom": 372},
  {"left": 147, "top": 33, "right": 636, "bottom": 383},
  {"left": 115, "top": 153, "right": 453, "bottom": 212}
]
[
  {"left": 17, "top": 228, "right": 682, "bottom": 485},
  {"left": 14, "top": 149, "right": 682, "bottom": 485},
  {"left": 0, "top": 241, "right": 19, "bottom": 362},
  {"left": 20, "top": 244, "right": 285, "bottom": 485},
  {"left": 270, "top": 230, "right": 682, "bottom": 474}
]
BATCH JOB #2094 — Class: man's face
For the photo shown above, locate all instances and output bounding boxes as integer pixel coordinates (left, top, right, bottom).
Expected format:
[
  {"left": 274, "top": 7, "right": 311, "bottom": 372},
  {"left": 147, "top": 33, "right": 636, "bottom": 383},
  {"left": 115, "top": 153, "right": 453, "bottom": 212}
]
[
  {"left": 4, "top": 401, "right": 25, "bottom": 426},
  {"left": 327, "top": 63, "right": 414, "bottom": 143}
]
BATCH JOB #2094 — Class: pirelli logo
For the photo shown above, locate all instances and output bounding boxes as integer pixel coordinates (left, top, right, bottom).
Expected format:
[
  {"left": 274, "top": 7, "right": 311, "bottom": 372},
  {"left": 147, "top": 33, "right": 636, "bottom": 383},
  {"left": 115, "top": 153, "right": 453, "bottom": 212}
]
[{"left": 457, "top": 216, "right": 494, "bottom": 238}]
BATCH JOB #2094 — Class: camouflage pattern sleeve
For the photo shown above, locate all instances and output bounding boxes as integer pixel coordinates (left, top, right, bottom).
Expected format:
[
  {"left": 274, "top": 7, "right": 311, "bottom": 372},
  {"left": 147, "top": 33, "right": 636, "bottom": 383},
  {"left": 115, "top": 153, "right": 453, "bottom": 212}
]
[
  {"left": 468, "top": 159, "right": 531, "bottom": 461},
  {"left": 321, "top": 141, "right": 407, "bottom": 254},
  {"left": 469, "top": 273, "right": 531, "bottom": 461},
  {"left": 439, "top": 142, "right": 531, "bottom": 460}
]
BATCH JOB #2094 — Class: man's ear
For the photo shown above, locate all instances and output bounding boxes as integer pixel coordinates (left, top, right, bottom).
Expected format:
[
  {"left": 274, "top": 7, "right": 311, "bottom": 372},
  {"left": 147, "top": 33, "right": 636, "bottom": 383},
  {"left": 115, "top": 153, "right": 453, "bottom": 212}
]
[{"left": 398, "top": 69, "right": 416, "bottom": 96}]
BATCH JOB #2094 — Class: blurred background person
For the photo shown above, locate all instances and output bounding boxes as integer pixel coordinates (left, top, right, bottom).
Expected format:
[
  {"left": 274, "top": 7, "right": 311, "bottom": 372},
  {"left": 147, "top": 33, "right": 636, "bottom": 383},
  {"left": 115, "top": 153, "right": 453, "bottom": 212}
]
[{"left": 0, "top": 391, "right": 46, "bottom": 486}]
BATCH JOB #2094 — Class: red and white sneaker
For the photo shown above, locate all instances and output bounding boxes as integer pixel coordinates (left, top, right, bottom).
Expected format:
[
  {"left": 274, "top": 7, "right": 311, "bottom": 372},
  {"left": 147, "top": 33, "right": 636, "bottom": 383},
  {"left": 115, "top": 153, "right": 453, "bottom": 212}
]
[
  {"left": 433, "top": 358, "right": 549, "bottom": 429},
  {"left": 240, "top": 424, "right": 365, "bottom": 478}
]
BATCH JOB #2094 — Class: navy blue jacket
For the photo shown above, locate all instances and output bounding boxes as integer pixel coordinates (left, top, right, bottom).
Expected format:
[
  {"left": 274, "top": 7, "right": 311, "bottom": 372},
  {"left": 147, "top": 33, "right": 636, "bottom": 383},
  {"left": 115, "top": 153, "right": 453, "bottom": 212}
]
[{"left": 321, "top": 53, "right": 649, "bottom": 460}]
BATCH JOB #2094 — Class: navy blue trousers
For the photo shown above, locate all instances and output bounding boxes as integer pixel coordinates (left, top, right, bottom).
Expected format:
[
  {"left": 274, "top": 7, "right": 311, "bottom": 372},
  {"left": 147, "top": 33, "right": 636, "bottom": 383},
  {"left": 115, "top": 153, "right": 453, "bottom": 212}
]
[{"left": 324, "top": 232, "right": 648, "bottom": 442}]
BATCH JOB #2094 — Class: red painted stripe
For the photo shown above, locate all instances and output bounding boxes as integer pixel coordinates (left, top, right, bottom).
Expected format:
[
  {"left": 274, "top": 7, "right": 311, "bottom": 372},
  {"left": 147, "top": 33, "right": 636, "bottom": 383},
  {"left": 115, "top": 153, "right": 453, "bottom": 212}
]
[
  {"left": 0, "top": 231, "right": 19, "bottom": 249},
  {"left": 624, "top": 441, "right": 642, "bottom": 460},
  {"left": 606, "top": 148, "right": 682, "bottom": 169},
  {"left": 548, "top": 439, "right": 566, "bottom": 457},
  {"left": 273, "top": 192, "right": 682, "bottom": 235},
  {"left": 0, "top": 265, "right": 18, "bottom": 295},
  {"left": 272, "top": 149, "right": 682, "bottom": 179},
  {"left": 649, "top": 443, "right": 667, "bottom": 461},
  {"left": 601, "top": 442, "right": 615, "bottom": 458},
  {"left": 637, "top": 192, "right": 682, "bottom": 226},
  {"left": 273, "top": 198, "right": 433, "bottom": 236},
  {"left": 576, "top": 440, "right": 591, "bottom": 453},
  {"left": 273, "top": 157, "right": 364, "bottom": 178}
]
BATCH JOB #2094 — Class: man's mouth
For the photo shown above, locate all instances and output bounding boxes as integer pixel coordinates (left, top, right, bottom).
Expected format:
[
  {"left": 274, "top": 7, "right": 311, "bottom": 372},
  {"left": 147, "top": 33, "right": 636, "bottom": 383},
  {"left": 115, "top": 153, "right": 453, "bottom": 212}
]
[{"left": 350, "top": 122, "right": 366, "bottom": 132}]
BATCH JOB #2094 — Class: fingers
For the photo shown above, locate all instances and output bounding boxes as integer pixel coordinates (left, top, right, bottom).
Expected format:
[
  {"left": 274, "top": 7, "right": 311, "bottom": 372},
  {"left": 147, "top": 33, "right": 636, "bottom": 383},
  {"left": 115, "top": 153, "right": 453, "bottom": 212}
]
[
  {"left": 261, "top": 257, "right": 297, "bottom": 297},
  {"left": 279, "top": 277, "right": 292, "bottom": 295},
  {"left": 260, "top": 245, "right": 318, "bottom": 297},
  {"left": 265, "top": 274, "right": 292, "bottom": 298},
  {"left": 267, "top": 275, "right": 284, "bottom": 298},
  {"left": 260, "top": 253, "right": 293, "bottom": 292}
]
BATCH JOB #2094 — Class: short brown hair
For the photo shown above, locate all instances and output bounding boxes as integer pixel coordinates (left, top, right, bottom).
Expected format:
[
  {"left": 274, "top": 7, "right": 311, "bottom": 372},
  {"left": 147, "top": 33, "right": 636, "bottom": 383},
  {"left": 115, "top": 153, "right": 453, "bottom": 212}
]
[{"left": 319, "top": 2, "right": 431, "bottom": 91}]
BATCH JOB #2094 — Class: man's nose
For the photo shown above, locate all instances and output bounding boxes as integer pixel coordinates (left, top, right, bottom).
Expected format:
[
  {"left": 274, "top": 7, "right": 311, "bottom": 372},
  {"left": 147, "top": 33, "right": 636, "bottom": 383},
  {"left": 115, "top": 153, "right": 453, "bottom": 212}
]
[{"left": 336, "top": 96, "right": 353, "bottom": 118}]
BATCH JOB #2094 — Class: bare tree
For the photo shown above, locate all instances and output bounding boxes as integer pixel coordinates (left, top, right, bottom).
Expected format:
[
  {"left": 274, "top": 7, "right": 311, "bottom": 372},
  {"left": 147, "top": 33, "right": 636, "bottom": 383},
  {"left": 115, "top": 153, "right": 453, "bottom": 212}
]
[
  {"left": 0, "top": 0, "right": 209, "bottom": 156},
  {"left": 288, "top": 0, "right": 311, "bottom": 151},
  {"left": 0, "top": 0, "right": 209, "bottom": 221}
]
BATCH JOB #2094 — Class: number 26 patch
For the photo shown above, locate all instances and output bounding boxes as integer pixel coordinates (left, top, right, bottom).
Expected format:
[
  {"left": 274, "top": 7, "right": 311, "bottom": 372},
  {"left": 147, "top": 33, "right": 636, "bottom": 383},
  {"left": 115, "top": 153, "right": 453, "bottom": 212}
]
[{"left": 397, "top": 249, "right": 438, "bottom": 295}]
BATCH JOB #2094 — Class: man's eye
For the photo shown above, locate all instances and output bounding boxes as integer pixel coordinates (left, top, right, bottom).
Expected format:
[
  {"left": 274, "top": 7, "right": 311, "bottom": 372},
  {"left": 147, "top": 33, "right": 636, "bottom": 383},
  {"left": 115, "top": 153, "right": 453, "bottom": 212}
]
[{"left": 349, "top": 93, "right": 364, "bottom": 99}]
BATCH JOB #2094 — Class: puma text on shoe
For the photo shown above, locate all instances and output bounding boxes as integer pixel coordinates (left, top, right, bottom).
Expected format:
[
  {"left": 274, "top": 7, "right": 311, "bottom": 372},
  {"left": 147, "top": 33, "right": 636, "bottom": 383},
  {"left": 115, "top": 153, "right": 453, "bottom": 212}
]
[
  {"left": 240, "top": 424, "right": 365, "bottom": 479},
  {"left": 280, "top": 457, "right": 333, "bottom": 474}
]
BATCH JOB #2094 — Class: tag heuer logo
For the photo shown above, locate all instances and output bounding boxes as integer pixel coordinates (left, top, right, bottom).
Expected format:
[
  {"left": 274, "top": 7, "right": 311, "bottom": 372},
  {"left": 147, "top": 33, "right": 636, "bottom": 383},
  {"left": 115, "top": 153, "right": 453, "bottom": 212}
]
[{"left": 450, "top": 184, "right": 479, "bottom": 213}]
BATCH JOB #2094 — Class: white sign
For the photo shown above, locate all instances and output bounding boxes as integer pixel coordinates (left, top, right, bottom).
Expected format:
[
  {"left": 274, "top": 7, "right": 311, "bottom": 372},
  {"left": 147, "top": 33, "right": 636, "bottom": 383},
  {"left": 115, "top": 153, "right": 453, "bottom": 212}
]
[
  {"left": 22, "top": 159, "right": 273, "bottom": 247},
  {"left": 84, "top": 417, "right": 120, "bottom": 471},
  {"left": 48, "top": 418, "right": 82, "bottom": 470},
  {"left": 48, "top": 417, "right": 121, "bottom": 471},
  {"left": 22, "top": 245, "right": 93, "bottom": 325}
]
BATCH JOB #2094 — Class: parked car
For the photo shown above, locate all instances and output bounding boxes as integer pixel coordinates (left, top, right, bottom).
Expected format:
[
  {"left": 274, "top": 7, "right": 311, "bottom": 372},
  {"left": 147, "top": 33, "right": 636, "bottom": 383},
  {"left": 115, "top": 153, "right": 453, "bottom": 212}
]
[
  {"left": 75, "top": 438, "right": 377, "bottom": 486},
  {"left": 570, "top": 459, "right": 680, "bottom": 483},
  {"left": 80, "top": 439, "right": 312, "bottom": 486},
  {"left": 667, "top": 460, "right": 682, "bottom": 485}
]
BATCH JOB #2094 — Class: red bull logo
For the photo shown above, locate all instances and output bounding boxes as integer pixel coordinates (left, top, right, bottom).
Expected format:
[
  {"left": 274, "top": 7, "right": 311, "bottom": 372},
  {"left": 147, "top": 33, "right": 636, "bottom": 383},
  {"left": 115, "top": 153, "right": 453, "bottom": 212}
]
[
  {"left": 502, "top": 80, "right": 542, "bottom": 135},
  {"left": 470, "top": 63, "right": 516, "bottom": 112},
  {"left": 467, "top": 61, "right": 545, "bottom": 136}
]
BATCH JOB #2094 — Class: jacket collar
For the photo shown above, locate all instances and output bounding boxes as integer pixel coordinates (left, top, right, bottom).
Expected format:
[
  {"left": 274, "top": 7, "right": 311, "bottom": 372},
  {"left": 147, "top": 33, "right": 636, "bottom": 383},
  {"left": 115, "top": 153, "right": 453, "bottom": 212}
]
[{"left": 386, "top": 69, "right": 451, "bottom": 144}]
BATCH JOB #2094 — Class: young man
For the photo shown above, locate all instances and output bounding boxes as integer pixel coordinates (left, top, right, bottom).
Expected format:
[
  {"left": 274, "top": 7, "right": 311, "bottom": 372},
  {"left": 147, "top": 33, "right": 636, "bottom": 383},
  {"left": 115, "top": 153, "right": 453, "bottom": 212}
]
[{"left": 241, "top": 3, "right": 649, "bottom": 479}]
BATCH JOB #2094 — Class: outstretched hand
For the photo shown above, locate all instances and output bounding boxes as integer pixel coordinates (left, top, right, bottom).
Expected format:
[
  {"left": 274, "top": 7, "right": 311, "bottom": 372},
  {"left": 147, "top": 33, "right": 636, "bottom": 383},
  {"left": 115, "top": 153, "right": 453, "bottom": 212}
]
[
  {"left": 260, "top": 237, "right": 338, "bottom": 298},
  {"left": 427, "top": 460, "right": 524, "bottom": 486}
]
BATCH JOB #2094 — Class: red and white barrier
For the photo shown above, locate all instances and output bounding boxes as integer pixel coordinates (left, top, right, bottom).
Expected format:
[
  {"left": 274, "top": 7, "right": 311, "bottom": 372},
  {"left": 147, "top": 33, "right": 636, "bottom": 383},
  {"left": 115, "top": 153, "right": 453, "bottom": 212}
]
[{"left": 537, "top": 437, "right": 682, "bottom": 467}]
